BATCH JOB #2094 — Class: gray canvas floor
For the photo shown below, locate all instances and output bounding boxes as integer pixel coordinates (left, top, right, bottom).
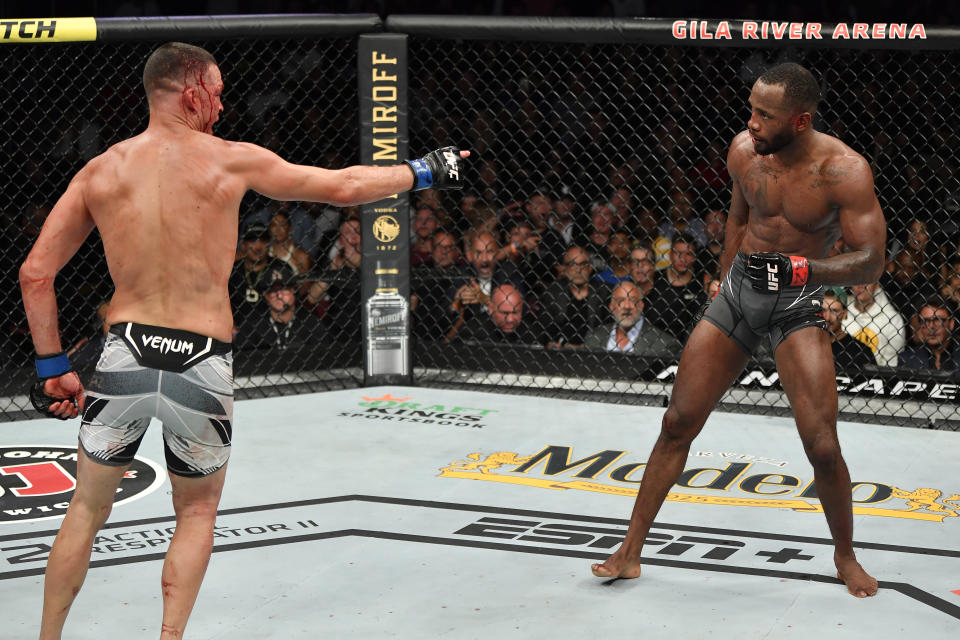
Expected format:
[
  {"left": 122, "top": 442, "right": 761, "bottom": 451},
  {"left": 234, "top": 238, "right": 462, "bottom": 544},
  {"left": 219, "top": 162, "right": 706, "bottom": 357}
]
[{"left": 2, "top": 386, "right": 959, "bottom": 638}]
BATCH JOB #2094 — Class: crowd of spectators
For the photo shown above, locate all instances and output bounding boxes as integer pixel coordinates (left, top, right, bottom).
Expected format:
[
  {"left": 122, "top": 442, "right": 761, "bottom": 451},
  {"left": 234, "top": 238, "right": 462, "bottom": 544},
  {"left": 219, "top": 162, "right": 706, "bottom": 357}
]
[
  {"left": 223, "top": 181, "right": 732, "bottom": 361},
  {"left": 219, "top": 173, "right": 960, "bottom": 383},
  {"left": 7, "top": 167, "right": 960, "bottom": 383}
]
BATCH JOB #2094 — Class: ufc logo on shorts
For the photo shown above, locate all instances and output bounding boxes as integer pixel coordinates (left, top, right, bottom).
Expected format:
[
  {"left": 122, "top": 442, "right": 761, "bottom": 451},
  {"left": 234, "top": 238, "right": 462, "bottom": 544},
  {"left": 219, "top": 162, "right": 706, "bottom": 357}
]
[
  {"left": 442, "top": 150, "right": 460, "bottom": 180},
  {"left": 766, "top": 263, "right": 779, "bottom": 291}
]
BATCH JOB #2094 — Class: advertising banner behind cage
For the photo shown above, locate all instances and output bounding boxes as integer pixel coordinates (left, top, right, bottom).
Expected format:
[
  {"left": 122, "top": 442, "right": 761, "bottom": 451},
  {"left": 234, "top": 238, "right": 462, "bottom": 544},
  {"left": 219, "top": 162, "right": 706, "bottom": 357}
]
[{"left": 358, "top": 34, "right": 411, "bottom": 383}]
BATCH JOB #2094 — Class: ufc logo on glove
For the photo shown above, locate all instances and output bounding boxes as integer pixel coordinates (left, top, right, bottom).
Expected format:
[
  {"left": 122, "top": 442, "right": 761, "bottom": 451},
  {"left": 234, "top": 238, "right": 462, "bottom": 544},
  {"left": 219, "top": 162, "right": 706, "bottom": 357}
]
[
  {"left": 746, "top": 252, "right": 810, "bottom": 293},
  {"left": 405, "top": 146, "right": 466, "bottom": 191},
  {"left": 443, "top": 150, "right": 460, "bottom": 180},
  {"left": 767, "top": 263, "right": 779, "bottom": 291}
]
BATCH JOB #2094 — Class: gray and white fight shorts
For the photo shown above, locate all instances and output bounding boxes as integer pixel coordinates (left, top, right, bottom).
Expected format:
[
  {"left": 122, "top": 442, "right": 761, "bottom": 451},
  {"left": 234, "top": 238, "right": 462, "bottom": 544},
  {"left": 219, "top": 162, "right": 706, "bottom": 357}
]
[
  {"left": 79, "top": 322, "right": 234, "bottom": 477},
  {"left": 703, "top": 251, "right": 828, "bottom": 355}
]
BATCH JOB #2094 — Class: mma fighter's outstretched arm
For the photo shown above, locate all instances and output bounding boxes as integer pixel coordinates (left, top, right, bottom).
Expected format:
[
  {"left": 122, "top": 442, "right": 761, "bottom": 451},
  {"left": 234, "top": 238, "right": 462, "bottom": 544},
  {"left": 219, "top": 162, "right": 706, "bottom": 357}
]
[{"left": 233, "top": 142, "right": 468, "bottom": 206}]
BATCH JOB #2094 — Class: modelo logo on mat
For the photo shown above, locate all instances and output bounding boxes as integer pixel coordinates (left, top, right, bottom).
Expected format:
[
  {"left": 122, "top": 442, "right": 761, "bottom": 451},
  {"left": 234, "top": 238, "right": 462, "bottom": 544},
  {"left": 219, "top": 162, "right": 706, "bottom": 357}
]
[
  {"left": 438, "top": 445, "right": 960, "bottom": 524},
  {"left": 0, "top": 445, "right": 164, "bottom": 523}
]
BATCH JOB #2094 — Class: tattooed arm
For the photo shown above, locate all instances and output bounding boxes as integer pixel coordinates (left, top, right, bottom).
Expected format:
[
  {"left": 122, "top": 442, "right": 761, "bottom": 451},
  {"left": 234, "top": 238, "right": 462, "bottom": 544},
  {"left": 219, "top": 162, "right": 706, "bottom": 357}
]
[{"left": 806, "top": 154, "right": 886, "bottom": 287}]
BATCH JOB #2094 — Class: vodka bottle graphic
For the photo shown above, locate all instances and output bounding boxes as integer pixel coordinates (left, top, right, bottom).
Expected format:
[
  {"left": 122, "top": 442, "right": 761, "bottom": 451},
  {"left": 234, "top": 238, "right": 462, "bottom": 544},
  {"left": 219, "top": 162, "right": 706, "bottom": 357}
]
[{"left": 366, "top": 261, "right": 409, "bottom": 375}]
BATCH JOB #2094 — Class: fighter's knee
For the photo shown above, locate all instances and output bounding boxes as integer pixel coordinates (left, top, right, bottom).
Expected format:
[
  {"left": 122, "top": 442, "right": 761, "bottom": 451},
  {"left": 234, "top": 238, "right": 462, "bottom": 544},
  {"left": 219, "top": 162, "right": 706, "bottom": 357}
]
[
  {"left": 68, "top": 496, "right": 114, "bottom": 530},
  {"left": 660, "top": 406, "right": 699, "bottom": 445},
  {"left": 802, "top": 432, "right": 842, "bottom": 470},
  {"left": 172, "top": 496, "right": 220, "bottom": 522}
]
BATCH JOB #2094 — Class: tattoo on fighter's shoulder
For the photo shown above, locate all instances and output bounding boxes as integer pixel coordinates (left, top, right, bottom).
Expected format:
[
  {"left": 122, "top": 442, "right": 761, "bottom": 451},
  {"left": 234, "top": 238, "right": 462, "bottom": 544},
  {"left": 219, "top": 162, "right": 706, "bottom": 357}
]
[
  {"left": 756, "top": 162, "right": 783, "bottom": 181},
  {"left": 739, "top": 167, "right": 769, "bottom": 212},
  {"left": 808, "top": 161, "right": 848, "bottom": 189}
]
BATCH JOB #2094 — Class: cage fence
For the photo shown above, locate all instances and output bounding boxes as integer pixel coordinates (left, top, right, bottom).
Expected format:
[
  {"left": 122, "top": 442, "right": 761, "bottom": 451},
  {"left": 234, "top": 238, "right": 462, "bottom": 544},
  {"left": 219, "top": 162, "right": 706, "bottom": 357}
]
[{"left": 2, "top": 17, "right": 958, "bottom": 430}]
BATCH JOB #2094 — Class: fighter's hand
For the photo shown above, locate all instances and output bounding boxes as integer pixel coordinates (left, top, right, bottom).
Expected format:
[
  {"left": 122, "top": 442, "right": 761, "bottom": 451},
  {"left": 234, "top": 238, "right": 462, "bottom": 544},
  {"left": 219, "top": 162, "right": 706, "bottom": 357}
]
[
  {"left": 405, "top": 147, "right": 470, "bottom": 191},
  {"left": 746, "top": 252, "right": 810, "bottom": 293},
  {"left": 30, "top": 372, "right": 85, "bottom": 420}
]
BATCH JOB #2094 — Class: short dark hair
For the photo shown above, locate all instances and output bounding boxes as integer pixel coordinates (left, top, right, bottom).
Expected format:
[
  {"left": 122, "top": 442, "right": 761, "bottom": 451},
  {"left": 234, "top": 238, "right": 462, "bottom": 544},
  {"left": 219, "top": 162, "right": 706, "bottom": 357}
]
[
  {"left": 506, "top": 218, "right": 532, "bottom": 233},
  {"left": 918, "top": 296, "right": 952, "bottom": 316},
  {"left": 631, "top": 242, "right": 655, "bottom": 257},
  {"left": 143, "top": 42, "right": 217, "bottom": 97},
  {"left": 823, "top": 288, "right": 848, "bottom": 307},
  {"left": 757, "top": 62, "right": 820, "bottom": 114},
  {"left": 672, "top": 232, "right": 696, "bottom": 249}
]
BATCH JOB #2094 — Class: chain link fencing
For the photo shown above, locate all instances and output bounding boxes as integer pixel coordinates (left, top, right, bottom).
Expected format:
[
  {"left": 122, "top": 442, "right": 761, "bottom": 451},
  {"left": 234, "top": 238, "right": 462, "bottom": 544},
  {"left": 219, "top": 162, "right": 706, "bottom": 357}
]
[
  {"left": 2, "top": 17, "right": 959, "bottom": 430},
  {"left": 403, "top": 26, "right": 960, "bottom": 429}
]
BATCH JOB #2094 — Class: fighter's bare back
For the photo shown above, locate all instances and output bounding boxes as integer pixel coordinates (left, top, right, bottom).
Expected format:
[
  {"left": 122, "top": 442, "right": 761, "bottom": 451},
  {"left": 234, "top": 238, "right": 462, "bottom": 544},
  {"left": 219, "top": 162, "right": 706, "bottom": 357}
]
[{"left": 80, "top": 129, "right": 248, "bottom": 342}]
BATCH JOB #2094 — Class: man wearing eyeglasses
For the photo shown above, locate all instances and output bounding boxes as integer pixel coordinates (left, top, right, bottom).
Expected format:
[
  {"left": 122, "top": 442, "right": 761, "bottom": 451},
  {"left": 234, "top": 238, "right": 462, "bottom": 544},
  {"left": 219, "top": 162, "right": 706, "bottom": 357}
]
[
  {"left": 898, "top": 297, "right": 960, "bottom": 376},
  {"left": 411, "top": 230, "right": 463, "bottom": 341},
  {"left": 541, "top": 245, "right": 608, "bottom": 347},
  {"left": 628, "top": 244, "right": 661, "bottom": 330}
]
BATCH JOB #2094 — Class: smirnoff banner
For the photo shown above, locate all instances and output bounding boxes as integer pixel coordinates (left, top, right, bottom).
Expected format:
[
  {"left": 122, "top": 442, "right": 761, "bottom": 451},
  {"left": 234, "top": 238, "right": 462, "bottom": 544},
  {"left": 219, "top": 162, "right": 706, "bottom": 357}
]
[{"left": 359, "top": 34, "right": 411, "bottom": 384}]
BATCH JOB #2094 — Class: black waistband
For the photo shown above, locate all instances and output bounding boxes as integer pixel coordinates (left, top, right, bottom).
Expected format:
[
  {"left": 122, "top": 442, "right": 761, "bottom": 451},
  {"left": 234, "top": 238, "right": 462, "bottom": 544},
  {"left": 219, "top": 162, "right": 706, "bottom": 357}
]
[
  {"left": 730, "top": 250, "right": 748, "bottom": 272},
  {"left": 109, "top": 322, "right": 231, "bottom": 373}
]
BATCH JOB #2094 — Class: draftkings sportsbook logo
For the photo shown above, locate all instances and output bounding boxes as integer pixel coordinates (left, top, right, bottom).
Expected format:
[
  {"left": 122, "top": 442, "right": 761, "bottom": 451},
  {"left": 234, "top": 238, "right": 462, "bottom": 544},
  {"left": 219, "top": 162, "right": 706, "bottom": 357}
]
[
  {"left": 336, "top": 392, "right": 499, "bottom": 429},
  {"left": 0, "top": 446, "right": 164, "bottom": 523},
  {"left": 439, "top": 445, "right": 960, "bottom": 524}
]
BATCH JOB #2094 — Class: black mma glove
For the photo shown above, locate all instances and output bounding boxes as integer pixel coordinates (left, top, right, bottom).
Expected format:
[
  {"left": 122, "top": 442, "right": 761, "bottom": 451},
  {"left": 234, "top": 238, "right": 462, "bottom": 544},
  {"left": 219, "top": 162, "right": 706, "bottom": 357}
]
[
  {"left": 745, "top": 252, "right": 810, "bottom": 293},
  {"left": 405, "top": 146, "right": 464, "bottom": 191},
  {"left": 30, "top": 352, "right": 77, "bottom": 420}
]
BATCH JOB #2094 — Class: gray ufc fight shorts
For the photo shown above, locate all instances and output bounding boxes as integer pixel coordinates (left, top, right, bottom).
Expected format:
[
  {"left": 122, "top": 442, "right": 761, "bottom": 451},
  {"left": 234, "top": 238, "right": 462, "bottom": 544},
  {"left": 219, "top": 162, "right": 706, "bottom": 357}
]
[
  {"left": 703, "top": 251, "right": 828, "bottom": 355},
  {"left": 79, "top": 322, "right": 234, "bottom": 477}
]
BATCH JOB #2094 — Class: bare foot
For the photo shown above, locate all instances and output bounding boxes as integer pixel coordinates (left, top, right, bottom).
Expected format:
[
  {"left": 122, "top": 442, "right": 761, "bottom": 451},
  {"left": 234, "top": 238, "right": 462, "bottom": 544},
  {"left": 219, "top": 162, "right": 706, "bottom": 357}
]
[
  {"left": 835, "top": 556, "right": 878, "bottom": 597},
  {"left": 591, "top": 549, "right": 643, "bottom": 579}
]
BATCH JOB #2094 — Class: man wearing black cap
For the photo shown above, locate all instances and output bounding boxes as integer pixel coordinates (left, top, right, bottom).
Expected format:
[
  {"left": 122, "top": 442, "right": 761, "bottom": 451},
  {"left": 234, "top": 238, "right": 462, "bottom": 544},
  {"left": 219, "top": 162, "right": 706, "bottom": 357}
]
[
  {"left": 229, "top": 223, "right": 292, "bottom": 329},
  {"left": 234, "top": 262, "right": 322, "bottom": 352}
]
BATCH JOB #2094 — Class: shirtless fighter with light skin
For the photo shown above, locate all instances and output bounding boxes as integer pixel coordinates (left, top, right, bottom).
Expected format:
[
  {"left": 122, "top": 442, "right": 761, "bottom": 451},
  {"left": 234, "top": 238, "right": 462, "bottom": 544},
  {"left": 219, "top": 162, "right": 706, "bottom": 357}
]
[
  {"left": 21, "top": 42, "right": 467, "bottom": 639},
  {"left": 591, "top": 63, "right": 884, "bottom": 598}
]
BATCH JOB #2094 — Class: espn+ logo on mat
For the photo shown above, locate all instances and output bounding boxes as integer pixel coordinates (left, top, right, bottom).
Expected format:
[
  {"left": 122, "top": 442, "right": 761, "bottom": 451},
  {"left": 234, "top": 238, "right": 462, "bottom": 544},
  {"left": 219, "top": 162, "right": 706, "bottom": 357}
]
[{"left": 0, "top": 446, "right": 161, "bottom": 523}]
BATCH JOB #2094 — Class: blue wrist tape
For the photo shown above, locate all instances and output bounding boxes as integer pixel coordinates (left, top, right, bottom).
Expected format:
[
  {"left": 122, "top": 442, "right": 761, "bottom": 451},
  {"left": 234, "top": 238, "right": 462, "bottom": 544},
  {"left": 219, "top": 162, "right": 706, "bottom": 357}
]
[
  {"left": 407, "top": 158, "right": 433, "bottom": 190},
  {"left": 36, "top": 353, "right": 71, "bottom": 379}
]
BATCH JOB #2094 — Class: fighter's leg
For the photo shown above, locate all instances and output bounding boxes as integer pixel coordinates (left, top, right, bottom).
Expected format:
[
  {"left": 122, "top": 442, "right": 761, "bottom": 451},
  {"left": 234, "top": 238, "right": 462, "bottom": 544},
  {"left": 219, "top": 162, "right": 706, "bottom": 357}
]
[
  {"left": 39, "top": 449, "right": 129, "bottom": 640},
  {"left": 154, "top": 357, "right": 233, "bottom": 637},
  {"left": 160, "top": 465, "right": 227, "bottom": 639},
  {"left": 774, "top": 327, "right": 877, "bottom": 597},
  {"left": 591, "top": 320, "right": 751, "bottom": 578}
]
